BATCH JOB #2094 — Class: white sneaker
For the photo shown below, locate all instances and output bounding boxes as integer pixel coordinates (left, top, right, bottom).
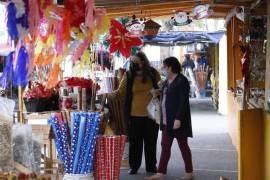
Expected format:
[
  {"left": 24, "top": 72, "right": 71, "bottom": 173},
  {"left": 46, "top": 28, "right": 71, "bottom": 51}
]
[
  {"left": 182, "top": 173, "right": 193, "bottom": 180},
  {"left": 145, "top": 173, "right": 165, "bottom": 180}
]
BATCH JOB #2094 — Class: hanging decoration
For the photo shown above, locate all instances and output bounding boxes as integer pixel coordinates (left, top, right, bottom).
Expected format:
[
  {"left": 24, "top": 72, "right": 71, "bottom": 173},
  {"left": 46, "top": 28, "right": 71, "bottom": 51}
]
[
  {"left": 13, "top": 45, "right": 29, "bottom": 87},
  {"left": 47, "top": 63, "right": 61, "bottom": 89},
  {"left": 143, "top": 19, "right": 161, "bottom": 39},
  {"left": 7, "top": 2, "right": 19, "bottom": 41},
  {"left": 85, "top": 0, "right": 108, "bottom": 42},
  {"left": 108, "top": 19, "right": 142, "bottom": 58},
  {"left": 45, "top": 5, "right": 71, "bottom": 55},
  {"left": 192, "top": 4, "right": 213, "bottom": 20},
  {"left": 0, "top": 53, "right": 14, "bottom": 89},
  {"left": 236, "top": 6, "right": 244, "bottom": 22},
  {"left": 125, "top": 15, "right": 144, "bottom": 37},
  {"left": 38, "top": 0, "right": 53, "bottom": 17},
  {"left": 64, "top": 0, "right": 85, "bottom": 27},
  {"left": 173, "top": 12, "right": 192, "bottom": 26},
  {"left": 28, "top": 0, "right": 41, "bottom": 35},
  {"left": 0, "top": 2, "right": 14, "bottom": 56},
  {"left": 224, "top": 6, "right": 244, "bottom": 28},
  {"left": 7, "top": 0, "right": 29, "bottom": 39}
]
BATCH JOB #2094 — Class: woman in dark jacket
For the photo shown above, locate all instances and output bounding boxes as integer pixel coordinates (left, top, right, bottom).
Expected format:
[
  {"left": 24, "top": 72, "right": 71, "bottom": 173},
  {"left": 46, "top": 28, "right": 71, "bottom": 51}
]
[{"left": 147, "top": 57, "right": 193, "bottom": 180}]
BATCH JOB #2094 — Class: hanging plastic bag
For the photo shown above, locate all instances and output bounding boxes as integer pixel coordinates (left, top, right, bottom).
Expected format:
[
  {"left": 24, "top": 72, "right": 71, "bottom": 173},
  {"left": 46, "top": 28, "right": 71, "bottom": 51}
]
[
  {"left": 0, "top": 97, "right": 15, "bottom": 118},
  {"left": 147, "top": 97, "right": 160, "bottom": 124},
  {"left": 12, "top": 124, "right": 35, "bottom": 172}
]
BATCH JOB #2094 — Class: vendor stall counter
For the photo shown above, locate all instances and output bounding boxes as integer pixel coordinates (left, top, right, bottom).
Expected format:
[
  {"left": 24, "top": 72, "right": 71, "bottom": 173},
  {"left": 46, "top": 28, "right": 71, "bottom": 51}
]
[{"left": 227, "top": 91, "right": 264, "bottom": 180}]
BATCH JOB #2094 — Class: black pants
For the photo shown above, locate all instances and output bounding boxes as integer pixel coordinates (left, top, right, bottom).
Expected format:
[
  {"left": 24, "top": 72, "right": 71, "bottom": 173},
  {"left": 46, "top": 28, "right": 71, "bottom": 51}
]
[{"left": 129, "top": 116, "right": 159, "bottom": 172}]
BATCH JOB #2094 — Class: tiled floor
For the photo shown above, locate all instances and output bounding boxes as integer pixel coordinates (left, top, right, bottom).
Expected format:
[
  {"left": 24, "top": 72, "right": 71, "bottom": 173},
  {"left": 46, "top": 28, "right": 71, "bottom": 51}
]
[{"left": 120, "top": 98, "right": 238, "bottom": 180}]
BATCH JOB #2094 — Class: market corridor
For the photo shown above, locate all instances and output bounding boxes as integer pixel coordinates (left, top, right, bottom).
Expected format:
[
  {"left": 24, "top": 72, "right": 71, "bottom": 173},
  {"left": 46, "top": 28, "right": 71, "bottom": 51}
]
[{"left": 120, "top": 98, "right": 238, "bottom": 180}]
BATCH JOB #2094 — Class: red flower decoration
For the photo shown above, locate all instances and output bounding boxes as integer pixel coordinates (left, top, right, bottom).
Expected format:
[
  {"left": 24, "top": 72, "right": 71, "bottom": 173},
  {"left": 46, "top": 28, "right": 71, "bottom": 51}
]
[{"left": 108, "top": 19, "right": 142, "bottom": 58}]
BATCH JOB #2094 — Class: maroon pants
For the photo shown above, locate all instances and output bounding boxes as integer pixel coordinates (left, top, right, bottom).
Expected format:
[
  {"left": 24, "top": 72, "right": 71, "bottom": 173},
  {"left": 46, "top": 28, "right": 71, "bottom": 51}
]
[{"left": 158, "top": 129, "right": 193, "bottom": 174}]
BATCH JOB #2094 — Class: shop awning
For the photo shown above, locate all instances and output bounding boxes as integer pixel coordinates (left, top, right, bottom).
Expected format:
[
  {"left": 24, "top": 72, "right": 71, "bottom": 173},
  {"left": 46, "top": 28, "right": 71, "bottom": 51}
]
[{"left": 143, "top": 31, "right": 225, "bottom": 46}]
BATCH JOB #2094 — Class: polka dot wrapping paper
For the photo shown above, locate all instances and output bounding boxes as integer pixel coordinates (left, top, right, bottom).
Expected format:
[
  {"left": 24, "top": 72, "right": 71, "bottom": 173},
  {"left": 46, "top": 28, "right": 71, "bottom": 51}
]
[{"left": 48, "top": 112, "right": 101, "bottom": 175}]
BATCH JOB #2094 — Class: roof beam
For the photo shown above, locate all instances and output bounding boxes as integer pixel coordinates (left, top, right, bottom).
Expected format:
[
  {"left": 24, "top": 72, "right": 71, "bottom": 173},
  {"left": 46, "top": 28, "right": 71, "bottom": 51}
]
[
  {"left": 106, "top": 6, "right": 230, "bottom": 18},
  {"left": 105, "top": 1, "right": 210, "bottom": 12},
  {"left": 97, "top": 0, "right": 210, "bottom": 8},
  {"left": 210, "top": 0, "right": 251, "bottom": 7}
]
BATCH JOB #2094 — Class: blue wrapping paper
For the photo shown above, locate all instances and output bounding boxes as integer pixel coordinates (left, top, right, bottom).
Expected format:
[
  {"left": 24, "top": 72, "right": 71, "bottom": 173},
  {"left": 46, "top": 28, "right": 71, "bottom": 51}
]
[
  {"left": 49, "top": 112, "right": 101, "bottom": 174},
  {"left": 61, "top": 121, "right": 71, "bottom": 173},
  {"left": 48, "top": 116, "right": 65, "bottom": 162},
  {"left": 72, "top": 113, "right": 87, "bottom": 174},
  {"left": 81, "top": 112, "right": 101, "bottom": 173},
  {"left": 69, "top": 113, "right": 80, "bottom": 173},
  {"left": 77, "top": 113, "right": 92, "bottom": 174},
  {"left": 87, "top": 113, "right": 101, "bottom": 173}
]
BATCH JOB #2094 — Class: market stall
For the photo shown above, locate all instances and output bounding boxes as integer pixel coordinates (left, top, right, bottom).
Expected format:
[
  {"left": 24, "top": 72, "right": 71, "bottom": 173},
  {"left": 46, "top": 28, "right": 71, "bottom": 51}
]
[
  {"left": 143, "top": 30, "right": 224, "bottom": 100},
  {"left": 224, "top": 2, "right": 267, "bottom": 180},
  {"left": 0, "top": 0, "right": 129, "bottom": 179}
]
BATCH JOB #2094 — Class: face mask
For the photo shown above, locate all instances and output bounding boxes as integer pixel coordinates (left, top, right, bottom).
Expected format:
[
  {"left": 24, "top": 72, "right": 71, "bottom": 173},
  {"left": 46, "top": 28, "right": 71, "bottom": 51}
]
[
  {"left": 130, "top": 62, "right": 140, "bottom": 72},
  {"left": 162, "top": 69, "right": 169, "bottom": 78}
]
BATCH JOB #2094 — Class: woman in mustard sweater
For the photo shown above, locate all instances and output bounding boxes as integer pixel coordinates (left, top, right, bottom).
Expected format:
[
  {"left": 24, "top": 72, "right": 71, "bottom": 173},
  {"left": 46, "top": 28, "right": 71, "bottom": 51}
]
[{"left": 111, "top": 52, "right": 160, "bottom": 175}]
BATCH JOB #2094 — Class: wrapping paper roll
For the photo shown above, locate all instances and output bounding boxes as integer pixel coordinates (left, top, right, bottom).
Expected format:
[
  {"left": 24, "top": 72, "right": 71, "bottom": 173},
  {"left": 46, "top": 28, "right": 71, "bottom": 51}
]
[
  {"left": 49, "top": 112, "right": 101, "bottom": 175},
  {"left": 95, "top": 135, "right": 127, "bottom": 180}
]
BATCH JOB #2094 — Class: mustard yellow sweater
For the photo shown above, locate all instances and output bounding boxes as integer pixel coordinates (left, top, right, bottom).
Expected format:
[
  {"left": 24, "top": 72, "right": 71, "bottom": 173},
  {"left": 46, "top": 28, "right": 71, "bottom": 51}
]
[{"left": 115, "top": 72, "right": 160, "bottom": 117}]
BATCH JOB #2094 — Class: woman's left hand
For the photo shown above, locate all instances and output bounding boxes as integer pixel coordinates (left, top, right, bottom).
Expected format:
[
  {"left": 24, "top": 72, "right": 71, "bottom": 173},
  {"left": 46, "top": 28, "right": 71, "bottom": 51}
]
[{"left": 173, "top": 120, "right": 181, "bottom": 129}]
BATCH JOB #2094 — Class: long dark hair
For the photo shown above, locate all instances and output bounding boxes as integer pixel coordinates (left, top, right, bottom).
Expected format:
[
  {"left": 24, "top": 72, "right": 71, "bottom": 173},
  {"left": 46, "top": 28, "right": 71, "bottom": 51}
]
[{"left": 130, "top": 52, "right": 152, "bottom": 83}]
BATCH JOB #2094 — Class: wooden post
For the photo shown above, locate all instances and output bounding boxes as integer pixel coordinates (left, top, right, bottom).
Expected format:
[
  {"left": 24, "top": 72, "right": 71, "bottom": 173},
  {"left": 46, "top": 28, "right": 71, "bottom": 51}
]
[
  {"left": 242, "top": 7, "right": 251, "bottom": 110},
  {"left": 18, "top": 86, "right": 24, "bottom": 123},
  {"left": 265, "top": 0, "right": 270, "bottom": 111}
]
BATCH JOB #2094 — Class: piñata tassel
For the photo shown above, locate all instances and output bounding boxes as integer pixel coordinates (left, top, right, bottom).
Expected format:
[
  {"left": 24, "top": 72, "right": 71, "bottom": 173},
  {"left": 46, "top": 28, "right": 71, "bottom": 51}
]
[
  {"left": 85, "top": 0, "right": 94, "bottom": 28},
  {"left": 71, "top": 38, "right": 89, "bottom": 62},
  {"left": 13, "top": 46, "right": 29, "bottom": 87},
  {"left": 47, "top": 63, "right": 61, "bottom": 88},
  {"left": 7, "top": 2, "right": 18, "bottom": 41},
  {"left": 28, "top": 0, "right": 40, "bottom": 35},
  {"left": 0, "top": 52, "right": 14, "bottom": 89}
]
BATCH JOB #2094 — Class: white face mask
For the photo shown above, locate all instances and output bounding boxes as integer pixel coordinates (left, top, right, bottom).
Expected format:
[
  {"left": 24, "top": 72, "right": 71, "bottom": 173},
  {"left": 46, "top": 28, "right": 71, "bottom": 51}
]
[{"left": 161, "top": 69, "right": 169, "bottom": 78}]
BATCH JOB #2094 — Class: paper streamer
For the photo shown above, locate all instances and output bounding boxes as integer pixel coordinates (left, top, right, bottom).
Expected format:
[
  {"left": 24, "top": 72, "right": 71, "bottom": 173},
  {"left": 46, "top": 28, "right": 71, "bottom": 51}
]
[
  {"left": 13, "top": 45, "right": 29, "bottom": 87},
  {"left": 0, "top": 52, "right": 14, "bottom": 89}
]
